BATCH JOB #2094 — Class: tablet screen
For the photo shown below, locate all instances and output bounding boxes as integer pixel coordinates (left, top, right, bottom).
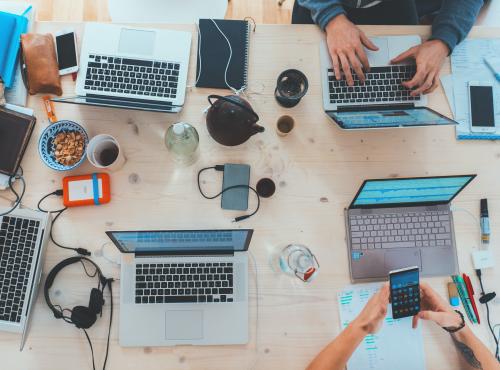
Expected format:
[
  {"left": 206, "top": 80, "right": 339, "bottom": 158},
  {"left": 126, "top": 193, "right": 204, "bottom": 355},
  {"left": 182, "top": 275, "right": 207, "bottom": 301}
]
[{"left": 0, "top": 108, "right": 34, "bottom": 176}]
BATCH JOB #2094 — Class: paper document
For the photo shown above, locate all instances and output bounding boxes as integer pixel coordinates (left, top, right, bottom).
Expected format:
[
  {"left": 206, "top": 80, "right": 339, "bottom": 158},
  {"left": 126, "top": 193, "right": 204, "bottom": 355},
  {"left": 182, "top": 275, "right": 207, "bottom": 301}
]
[
  {"left": 338, "top": 283, "right": 426, "bottom": 370},
  {"left": 1, "top": 1, "right": 35, "bottom": 107},
  {"left": 441, "top": 39, "right": 500, "bottom": 140}
]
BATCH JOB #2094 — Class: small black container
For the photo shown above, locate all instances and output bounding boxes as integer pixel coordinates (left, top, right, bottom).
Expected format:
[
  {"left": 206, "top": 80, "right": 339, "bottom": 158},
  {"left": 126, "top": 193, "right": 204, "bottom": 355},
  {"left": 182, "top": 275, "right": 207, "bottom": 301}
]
[{"left": 274, "top": 69, "right": 309, "bottom": 108}]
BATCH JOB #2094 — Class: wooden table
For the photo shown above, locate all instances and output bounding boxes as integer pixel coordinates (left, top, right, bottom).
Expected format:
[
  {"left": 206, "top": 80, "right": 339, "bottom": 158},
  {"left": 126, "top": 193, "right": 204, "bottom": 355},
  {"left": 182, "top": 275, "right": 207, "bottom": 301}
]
[{"left": 1, "top": 22, "right": 499, "bottom": 370}]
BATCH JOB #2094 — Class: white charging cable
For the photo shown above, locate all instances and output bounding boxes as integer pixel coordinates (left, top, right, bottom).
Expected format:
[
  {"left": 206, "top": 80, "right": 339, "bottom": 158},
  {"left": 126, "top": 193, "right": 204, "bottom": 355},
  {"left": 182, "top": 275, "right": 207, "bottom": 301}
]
[
  {"left": 450, "top": 206, "right": 482, "bottom": 250},
  {"left": 192, "top": 19, "right": 247, "bottom": 95}
]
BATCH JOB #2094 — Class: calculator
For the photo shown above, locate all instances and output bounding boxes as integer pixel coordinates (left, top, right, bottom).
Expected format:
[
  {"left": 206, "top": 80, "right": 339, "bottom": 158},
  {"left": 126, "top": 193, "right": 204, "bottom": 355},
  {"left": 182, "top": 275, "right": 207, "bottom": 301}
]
[{"left": 389, "top": 266, "right": 420, "bottom": 319}]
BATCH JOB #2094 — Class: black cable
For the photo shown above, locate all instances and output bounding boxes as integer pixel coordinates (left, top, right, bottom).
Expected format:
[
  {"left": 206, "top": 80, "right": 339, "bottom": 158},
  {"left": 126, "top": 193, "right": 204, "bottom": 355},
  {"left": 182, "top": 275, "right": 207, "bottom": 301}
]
[
  {"left": 475, "top": 269, "right": 500, "bottom": 361},
  {"left": 37, "top": 190, "right": 91, "bottom": 256},
  {"left": 83, "top": 328, "right": 96, "bottom": 370},
  {"left": 0, "top": 167, "right": 26, "bottom": 217},
  {"left": 103, "top": 279, "right": 113, "bottom": 370},
  {"left": 197, "top": 166, "right": 260, "bottom": 222}
]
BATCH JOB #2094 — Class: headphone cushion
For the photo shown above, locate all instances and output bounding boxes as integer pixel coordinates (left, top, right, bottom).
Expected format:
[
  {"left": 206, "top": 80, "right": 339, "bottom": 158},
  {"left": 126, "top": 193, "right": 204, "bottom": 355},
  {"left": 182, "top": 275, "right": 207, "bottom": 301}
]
[
  {"left": 71, "top": 306, "right": 97, "bottom": 329},
  {"left": 88, "top": 288, "right": 104, "bottom": 315}
]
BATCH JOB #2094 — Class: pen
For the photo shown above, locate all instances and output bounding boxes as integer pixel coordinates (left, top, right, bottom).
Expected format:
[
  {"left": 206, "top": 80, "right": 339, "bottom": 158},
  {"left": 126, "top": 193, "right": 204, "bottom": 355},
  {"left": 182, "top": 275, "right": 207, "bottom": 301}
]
[
  {"left": 463, "top": 273, "right": 480, "bottom": 324},
  {"left": 484, "top": 58, "right": 500, "bottom": 83},
  {"left": 480, "top": 199, "right": 490, "bottom": 245},
  {"left": 452, "top": 275, "right": 476, "bottom": 324}
]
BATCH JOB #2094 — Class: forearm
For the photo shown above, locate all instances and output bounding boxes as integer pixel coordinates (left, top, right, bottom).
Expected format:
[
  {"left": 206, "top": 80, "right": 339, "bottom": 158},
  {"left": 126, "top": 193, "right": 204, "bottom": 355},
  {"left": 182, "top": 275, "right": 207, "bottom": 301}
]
[
  {"left": 451, "top": 326, "right": 500, "bottom": 370},
  {"left": 297, "top": 0, "right": 345, "bottom": 30},
  {"left": 307, "top": 322, "right": 366, "bottom": 370},
  {"left": 430, "top": 0, "right": 482, "bottom": 52}
]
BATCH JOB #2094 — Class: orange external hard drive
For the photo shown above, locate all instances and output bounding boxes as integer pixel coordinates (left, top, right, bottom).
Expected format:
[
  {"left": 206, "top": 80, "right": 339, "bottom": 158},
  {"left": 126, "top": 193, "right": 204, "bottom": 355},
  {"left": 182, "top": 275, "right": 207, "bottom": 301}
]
[{"left": 62, "top": 173, "right": 111, "bottom": 207}]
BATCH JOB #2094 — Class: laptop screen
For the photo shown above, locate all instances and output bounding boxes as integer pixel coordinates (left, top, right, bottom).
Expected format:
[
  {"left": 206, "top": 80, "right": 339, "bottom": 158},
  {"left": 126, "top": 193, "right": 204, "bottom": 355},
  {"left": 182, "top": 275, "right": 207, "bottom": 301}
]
[
  {"left": 330, "top": 107, "right": 456, "bottom": 129},
  {"left": 350, "top": 175, "right": 475, "bottom": 208},
  {"left": 106, "top": 229, "right": 253, "bottom": 254}
]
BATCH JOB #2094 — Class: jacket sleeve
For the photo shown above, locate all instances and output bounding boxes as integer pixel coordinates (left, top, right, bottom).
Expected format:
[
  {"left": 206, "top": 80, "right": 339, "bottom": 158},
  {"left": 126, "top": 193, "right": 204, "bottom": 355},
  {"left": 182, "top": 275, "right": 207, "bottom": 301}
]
[
  {"left": 297, "top": 0, "right": 346, "bottom": 30},
  {"left": 430, "top": 0, "right": 483, "bottom": 52}
]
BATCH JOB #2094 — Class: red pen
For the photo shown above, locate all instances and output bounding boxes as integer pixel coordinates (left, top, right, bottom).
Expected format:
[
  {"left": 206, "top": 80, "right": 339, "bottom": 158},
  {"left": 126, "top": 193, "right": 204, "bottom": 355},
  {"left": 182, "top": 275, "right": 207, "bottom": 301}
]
[{"left": 463, "top": 273, "right": 480, "bottom": 324}]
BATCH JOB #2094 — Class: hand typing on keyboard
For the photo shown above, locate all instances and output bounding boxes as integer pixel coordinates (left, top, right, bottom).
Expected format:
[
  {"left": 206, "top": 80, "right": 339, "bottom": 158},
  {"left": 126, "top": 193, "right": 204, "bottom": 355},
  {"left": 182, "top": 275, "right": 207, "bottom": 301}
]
[
  {"left": 324, "top": 14, "right": 378, "bottom": 86},
  {"left": 390, "top": 39, "right": 449, "bottom": 96}
]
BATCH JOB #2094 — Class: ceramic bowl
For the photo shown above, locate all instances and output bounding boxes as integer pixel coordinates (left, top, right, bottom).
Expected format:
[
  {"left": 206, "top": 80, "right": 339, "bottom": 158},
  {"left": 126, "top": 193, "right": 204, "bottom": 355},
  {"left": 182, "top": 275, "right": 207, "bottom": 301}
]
[{"left": 38, "top": 120, "right": 89, "bottom": 171}]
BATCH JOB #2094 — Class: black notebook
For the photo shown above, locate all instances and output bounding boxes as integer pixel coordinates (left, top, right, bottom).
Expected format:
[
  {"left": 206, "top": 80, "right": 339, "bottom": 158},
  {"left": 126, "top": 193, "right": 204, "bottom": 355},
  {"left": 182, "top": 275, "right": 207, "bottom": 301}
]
[
  {"left": 196, "top": 19, "right": 250, "bottom": 90},
  {"left": 0, "top": 106, "right": 36, "bottom": 176}
]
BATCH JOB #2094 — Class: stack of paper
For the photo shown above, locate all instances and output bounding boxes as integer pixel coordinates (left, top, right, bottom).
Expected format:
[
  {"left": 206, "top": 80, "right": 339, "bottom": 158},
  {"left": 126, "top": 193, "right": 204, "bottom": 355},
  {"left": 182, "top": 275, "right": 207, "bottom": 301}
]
[
  {"left": 441, "top": 39, "right": 500, "bottom": 140},
  {"left": 338, "top": 283, "right": 426, "bottom": 370}
]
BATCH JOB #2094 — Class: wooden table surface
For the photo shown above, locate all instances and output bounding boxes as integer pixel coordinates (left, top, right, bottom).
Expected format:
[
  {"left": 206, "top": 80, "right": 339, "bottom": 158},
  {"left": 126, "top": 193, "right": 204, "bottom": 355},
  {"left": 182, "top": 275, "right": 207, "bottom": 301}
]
[{"left": 1, "top": 22, "right": 499, "bottom": 370}]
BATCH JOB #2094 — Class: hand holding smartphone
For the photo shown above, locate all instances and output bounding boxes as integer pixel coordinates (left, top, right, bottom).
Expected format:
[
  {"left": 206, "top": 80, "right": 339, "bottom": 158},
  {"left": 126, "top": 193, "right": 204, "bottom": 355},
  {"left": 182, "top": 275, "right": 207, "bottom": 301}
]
[
  {"left": 54, "top": 29, "right": 78, "bottom": 75},
  {"left": 389, "top": 266, "right": 420, "bottom": 319}
]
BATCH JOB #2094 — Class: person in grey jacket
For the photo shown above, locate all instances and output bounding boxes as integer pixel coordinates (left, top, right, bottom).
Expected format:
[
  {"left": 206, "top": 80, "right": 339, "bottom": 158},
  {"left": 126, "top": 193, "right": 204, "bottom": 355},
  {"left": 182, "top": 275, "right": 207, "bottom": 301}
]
[{"left": 295, "top": 0, "right": 483, "bottom": 96}]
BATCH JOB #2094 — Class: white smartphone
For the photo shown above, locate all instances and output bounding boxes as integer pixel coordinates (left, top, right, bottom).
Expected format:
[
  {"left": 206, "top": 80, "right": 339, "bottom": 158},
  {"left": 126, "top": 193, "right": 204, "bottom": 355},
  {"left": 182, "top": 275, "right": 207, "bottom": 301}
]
[
  {"left": 469, "top": 81, "right": 496, "bottom": 133},
  {"left": 54, "top": 29, "right": 78, "bottom": 75}
]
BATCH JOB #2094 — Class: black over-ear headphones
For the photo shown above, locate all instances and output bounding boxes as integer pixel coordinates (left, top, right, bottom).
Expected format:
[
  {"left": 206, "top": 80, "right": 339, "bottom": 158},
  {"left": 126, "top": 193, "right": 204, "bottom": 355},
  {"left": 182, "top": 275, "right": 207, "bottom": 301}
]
[{"left": 44, "top": 256, "right": 113, "bottom": 370}]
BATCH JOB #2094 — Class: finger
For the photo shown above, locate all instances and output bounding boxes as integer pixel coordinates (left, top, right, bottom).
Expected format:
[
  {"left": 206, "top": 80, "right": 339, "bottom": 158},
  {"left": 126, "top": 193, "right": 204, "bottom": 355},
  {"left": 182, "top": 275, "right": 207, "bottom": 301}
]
[
  {"left": 391, "top": 47, "right": 416, "bottom": 64},
  {"left": 379, "top": 283, "right": 390, "bottom": 302},
  {"left": 348, "top": 51, "right": 365, "bottom": 83},
  {"left": 360, "top": 31, "right": 378, "bottom": 51},
  {"left": 424, "top": 76, "right": 439, "bottom": 95},
  {"left": 355, "top": 45, "right": 371, "bottom": 72},
  {"left": 412, "top": 314, "right": 419, "bottom": 329},
  {"left": 331, "top": 53, "right": 342, "bottom": 81},
  {"left": 411, "top": 71, "right": 435, "bottom": 96},
  {"left": 418, "top": 310, "right": 447, "bottom": 326},
  {"left": 403, "top": 69, "right": 426, "bottom": 90},
  {"left": 339, "top": 53, "right": 354, "bottom": 86}
]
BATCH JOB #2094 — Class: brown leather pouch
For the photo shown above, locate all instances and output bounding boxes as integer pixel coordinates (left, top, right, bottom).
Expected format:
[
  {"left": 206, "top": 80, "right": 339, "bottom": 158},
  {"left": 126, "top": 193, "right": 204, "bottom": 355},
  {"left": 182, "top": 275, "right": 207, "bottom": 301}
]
[{"left": 21, "top": 33, "right": 62, "bottom": 96}]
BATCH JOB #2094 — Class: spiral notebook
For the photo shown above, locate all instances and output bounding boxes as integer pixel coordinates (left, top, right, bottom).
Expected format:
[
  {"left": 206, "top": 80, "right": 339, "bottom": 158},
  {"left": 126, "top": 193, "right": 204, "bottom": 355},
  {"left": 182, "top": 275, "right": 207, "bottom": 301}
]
[{"left": 196, "top": 19, "right": 250, "bottom": 90}]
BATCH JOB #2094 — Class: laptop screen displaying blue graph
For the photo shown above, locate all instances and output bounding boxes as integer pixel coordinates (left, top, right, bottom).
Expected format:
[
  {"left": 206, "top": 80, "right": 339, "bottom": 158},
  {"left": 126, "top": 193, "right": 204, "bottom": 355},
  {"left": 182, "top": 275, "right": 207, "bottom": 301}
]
[
  {"left": 352, "top": 176, "right": 474, "bottom": 207},
  {"left": 108, "top": 229, "right": 252, "bottom": 253}
]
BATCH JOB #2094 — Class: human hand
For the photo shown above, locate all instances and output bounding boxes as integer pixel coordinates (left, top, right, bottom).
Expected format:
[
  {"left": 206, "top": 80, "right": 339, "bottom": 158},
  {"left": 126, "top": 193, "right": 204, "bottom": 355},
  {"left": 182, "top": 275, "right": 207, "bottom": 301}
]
[
  {"left": 412, "top": 282, "right": 463, "bottom": 329},
  {"left": 391, "top": 39, "right": 449, "bottom": 96},
  {"left": 352, "top": 283, "right": 390, "bottom": 334},
  {"left": 325, "top": 14, "right": 378, "bottom": 86}
]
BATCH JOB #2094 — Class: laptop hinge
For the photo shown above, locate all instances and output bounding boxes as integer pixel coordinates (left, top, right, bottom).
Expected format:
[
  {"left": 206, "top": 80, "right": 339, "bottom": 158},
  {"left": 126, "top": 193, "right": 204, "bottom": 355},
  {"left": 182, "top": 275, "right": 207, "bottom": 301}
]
[
  {"left": 336, "top": 103, "right": 415, "bottom": 112},
  {"left": 135, "top": 251, "right": 235, "bottom": 258}
]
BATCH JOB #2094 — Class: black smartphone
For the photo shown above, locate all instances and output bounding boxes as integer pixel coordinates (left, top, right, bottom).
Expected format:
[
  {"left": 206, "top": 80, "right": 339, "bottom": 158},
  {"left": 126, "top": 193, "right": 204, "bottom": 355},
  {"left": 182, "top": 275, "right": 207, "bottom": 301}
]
[
  {"left": 221, "top": 163, "right": 250, "bottom": 211},
  {"left": 389, "top": 266, "right": 420, "bottom": 319}
]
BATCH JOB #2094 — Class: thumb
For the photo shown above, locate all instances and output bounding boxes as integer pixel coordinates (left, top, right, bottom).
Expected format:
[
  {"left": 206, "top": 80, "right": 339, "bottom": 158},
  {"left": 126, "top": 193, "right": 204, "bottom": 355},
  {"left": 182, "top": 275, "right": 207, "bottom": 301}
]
[
  {"left": 391, "top": 47, "right": 416, "bottom": 64},
  {"left": 360, "top": 32, "right": 378, "bottom": 51},
  {"left": 418, "top": 310, "right": 448, "bottom": 326}
]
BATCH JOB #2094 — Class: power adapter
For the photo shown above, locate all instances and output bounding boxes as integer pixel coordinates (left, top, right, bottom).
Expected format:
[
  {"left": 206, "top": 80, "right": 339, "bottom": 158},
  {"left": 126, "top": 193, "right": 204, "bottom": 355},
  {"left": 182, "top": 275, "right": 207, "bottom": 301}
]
[{"left": 472, "top": 249, "right": 496, "bottom": 270}]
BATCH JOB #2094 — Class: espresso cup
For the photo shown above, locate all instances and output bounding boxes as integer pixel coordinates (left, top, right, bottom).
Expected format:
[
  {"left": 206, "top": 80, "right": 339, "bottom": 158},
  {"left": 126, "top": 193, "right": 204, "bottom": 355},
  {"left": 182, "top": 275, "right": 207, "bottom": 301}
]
[
  {"left": 276, "top": 115, "right": 295, "bottom": 136},
  {"left": 87, "top": 134, "right": 126, "bottom": 171}
]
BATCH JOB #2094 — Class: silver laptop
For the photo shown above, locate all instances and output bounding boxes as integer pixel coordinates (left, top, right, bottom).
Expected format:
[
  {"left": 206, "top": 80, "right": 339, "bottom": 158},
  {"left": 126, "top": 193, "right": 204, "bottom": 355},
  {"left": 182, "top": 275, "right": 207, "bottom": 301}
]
[
  {"left": 52, "top": 23, "right": 191, "bottom": 113},
  {"left": 345, "top": 175, "right": 476, "bottom": 282},
  {"left": 0, "top": 207, "right": 52, "bottom": 350},
  {"left": 106, "top": 229, "right": 253, "bottom": 347},
  {"left": 320, "top": 35, "right": 457, "bottom": 129}
]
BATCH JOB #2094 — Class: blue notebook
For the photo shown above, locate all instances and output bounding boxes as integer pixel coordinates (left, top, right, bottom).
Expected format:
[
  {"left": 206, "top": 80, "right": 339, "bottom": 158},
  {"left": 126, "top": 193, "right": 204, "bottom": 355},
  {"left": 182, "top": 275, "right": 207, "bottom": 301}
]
[{"left": 0, "top": 7, "right": 30, "bottom": 88}]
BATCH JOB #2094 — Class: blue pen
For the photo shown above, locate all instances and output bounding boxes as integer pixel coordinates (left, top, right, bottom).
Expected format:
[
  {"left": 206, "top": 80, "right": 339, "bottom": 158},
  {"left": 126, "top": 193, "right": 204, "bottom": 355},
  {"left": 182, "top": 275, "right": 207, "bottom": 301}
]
[{"left": 484, "top": 58, "right": 500, "bottom": 83}]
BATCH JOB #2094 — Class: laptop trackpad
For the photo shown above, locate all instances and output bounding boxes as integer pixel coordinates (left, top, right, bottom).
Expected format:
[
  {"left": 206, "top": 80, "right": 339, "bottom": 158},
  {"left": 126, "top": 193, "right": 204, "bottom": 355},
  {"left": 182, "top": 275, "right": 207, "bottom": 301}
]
[
  {"left": 384, "top": 250, "right": 421, "bottom": 272},
  {"left": 165, "top": 310, "right": 203, "bottom": 340},
  {"left": 119, "top": 28, "right": 156, "bottom": 55}
]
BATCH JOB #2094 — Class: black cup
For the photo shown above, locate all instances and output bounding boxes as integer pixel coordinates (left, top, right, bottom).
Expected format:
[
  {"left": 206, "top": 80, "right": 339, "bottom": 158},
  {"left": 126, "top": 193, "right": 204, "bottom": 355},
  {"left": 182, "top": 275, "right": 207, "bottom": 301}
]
[{"left": 275, "top": 69, "right": 309, "bottom": 108}]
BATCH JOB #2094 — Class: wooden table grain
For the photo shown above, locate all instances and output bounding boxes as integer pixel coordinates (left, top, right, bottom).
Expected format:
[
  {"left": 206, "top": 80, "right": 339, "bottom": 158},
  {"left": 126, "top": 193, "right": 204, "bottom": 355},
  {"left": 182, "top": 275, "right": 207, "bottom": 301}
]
[{"left": 1, "top": 22, "right": 499, "bottom": 370}]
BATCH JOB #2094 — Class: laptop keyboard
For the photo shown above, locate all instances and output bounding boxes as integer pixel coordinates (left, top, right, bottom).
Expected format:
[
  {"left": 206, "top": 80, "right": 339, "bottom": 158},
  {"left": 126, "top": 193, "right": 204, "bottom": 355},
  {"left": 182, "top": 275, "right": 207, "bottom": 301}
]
[
  {"left": 349, "top": 211, "right": 452, "bottom": 250},
  {"left": 84, "top": 54, "right": 180, "bottom": 99},
  {"left": 328, "top": 65, "right": 419, "bottom": 105},
  {"left": 0, "top": 216, "right": 40, "bottom": 323},
  {"left": 135, "top": 262, "right": 234, "bottom": 304}
]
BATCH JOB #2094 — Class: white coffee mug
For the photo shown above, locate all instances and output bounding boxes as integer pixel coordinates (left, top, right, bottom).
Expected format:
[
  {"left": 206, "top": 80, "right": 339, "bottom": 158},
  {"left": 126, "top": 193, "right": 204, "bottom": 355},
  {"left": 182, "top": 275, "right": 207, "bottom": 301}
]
[{"left": 87, "top": 134, "right": 126, "bottom": 171}]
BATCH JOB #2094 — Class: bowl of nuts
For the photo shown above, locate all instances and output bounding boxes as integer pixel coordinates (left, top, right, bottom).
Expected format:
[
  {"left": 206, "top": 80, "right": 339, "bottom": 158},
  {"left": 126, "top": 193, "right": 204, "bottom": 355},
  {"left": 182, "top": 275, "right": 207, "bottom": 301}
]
[{"left": 38, "top": 120, "right": 89, "bottom": 171}]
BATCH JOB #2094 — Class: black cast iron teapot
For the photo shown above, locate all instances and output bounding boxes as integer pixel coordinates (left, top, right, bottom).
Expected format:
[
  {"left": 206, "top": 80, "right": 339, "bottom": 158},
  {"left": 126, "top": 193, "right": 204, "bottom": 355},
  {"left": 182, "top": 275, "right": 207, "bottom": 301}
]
[{"left": 206, "top": 94, "right": 265, "bottom": 146}]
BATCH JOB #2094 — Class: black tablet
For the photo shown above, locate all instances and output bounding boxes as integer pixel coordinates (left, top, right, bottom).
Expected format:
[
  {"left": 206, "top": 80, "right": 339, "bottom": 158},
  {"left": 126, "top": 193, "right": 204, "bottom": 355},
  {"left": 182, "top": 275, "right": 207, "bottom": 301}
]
[{"left": 0, "top": 106, "right": 36, "bottom": 176}]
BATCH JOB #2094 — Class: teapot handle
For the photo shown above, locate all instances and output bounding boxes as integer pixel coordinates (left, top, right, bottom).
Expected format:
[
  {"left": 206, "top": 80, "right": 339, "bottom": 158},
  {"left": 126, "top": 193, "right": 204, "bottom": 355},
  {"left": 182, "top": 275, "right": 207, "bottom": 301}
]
[{"left": 207, "top": 95, "right": 260, "bottom": 122}]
